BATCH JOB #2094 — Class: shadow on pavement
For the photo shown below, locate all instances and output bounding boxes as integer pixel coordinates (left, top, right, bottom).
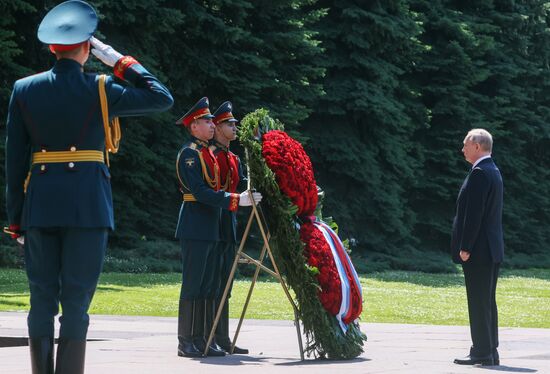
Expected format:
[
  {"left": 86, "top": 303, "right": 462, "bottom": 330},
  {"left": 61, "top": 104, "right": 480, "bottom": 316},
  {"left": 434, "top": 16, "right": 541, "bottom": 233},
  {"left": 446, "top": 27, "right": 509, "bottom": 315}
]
[
  {"left": 192, "top": 354, "right": 270, "bottom": 366},
  {"left": 480, "top": 365, "right": 537, "bottom": 373},
  {"left": 275, "top": 357, "right": 370, "bottom": 366},
  {"left": 189, "top": 355, "right": 371, "bottom": 366}
]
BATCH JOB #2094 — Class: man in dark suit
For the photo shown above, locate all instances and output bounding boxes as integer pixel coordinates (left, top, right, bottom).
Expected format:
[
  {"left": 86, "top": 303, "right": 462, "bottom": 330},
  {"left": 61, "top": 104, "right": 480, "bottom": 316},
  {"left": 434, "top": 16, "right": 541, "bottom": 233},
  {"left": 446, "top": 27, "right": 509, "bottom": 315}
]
[
  {"left": 174, "top": 97, "right": 261, "bottom": 358},
  {"left": 4, "top": 1, "right": 173, "bottom": 373},
  {"left": 451, "top": 128, "right": 504, "bottom": 367}
]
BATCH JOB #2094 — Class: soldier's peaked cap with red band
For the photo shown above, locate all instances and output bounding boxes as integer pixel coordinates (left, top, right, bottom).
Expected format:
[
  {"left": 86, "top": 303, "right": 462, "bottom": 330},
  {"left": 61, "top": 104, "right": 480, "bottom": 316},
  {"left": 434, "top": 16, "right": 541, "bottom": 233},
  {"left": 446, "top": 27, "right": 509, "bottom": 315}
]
[
  {"left": 213, "top": 101, "right": 238, "bottom": 125},
  {"left": 176, "top": 97, "right": 215, "bottom": 127},
  {"left": 38, "top": 1, "right": 98, "bottom": 46}
]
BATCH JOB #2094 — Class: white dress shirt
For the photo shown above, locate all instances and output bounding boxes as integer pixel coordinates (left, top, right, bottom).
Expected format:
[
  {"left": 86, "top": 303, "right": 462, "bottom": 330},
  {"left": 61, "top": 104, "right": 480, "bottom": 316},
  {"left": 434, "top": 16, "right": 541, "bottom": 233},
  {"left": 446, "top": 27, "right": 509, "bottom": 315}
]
[{"left": 472, "top": 154, "right": 491, "bottom": 169}]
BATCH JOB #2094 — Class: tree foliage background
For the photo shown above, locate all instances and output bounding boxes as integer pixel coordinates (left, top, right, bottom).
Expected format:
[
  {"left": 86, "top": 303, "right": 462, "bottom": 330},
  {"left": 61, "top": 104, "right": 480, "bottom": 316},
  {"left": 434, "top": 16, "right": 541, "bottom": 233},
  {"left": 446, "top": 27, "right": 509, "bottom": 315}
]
[{"left": 1, "top": 0, "right": 549, "bottom": 272}]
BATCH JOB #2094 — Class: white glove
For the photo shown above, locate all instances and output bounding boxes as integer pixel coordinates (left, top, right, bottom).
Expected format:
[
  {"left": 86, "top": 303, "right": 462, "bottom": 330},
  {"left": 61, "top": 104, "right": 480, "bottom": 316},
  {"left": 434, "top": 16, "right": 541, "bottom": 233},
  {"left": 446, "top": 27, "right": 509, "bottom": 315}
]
[
  {"left": 90, "top": 36, "right": 123, "bottom": 67},
  {"left": 239, "top": 191, "right": 263, "bottom": 206},
  {"left": 16, "top": 236, "right": 25, "bottom": 246}
]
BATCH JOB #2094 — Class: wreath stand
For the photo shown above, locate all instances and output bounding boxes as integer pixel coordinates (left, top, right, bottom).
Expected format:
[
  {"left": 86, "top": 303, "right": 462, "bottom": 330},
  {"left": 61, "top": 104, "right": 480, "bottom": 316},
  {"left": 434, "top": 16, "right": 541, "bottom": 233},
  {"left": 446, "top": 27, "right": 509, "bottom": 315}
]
[{"left": 204, "top": 189, "right": 305, "bottom": 360}]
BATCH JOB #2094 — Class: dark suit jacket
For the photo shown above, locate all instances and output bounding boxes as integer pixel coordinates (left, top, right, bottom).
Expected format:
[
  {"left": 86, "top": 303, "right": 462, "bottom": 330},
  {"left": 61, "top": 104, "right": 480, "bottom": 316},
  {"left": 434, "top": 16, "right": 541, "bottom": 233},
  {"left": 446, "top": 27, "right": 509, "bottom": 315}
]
[
  {"left": 6, "top": 58, "right": 173, "bottom": 230},
  {"left": 451, "top": 157, "right": 504, "bottom": 264}
]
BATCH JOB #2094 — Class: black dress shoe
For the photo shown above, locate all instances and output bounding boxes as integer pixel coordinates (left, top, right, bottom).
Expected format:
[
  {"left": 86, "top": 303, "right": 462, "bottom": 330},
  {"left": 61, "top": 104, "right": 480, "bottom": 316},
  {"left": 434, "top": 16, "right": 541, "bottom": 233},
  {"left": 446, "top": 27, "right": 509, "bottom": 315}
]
[
  {"left": 194, "top": 339, "right": 226, "bottom": 357},
  {"left": 206, "top": 343, "right": 227, "bottom": 357},
  {"left": 218, "top": 343, "right": 249, "bottom": 354},
  {"left": 178, "top": 341, "right": 203, "bottom": 358},
  {"left": 454, "top": 354, "right": 494, "bottom": 366}
]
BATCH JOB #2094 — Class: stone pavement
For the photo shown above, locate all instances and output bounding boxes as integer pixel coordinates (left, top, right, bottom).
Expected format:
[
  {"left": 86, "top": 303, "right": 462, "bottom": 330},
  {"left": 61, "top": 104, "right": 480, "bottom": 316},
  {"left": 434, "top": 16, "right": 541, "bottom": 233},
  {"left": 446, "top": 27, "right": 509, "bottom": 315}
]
[{"left": 1, "top": 311, "right": 549, "bottom": 373}]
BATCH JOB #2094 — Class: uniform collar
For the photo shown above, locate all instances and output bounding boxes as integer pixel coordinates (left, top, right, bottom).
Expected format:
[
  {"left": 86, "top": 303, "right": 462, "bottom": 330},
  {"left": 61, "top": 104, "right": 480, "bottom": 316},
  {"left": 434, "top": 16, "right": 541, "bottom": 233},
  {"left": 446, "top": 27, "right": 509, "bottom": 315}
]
[
  {"left": 52, "top": 58, "right": 84, "bottom": 73},
  {"left": 191, "top": 136, "right": 209, "bottom": 148},
  {"left": 213, "top": 140, "right": 229, "bottom": 152},
  {"left": 472, "top": 155, "right": 491, "bottom": 168}
]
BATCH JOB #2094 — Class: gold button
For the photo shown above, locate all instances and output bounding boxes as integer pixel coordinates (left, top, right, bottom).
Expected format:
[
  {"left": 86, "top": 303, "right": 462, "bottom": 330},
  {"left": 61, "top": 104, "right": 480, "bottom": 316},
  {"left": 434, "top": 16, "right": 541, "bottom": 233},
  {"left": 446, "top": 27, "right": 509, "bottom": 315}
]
[
  {"left": 70, "top": 146, "right": 76, "bottom": 152},
  {"left": 68, "top": 162, "right": 75, "bottom": 168},
  {"left": 40, "top": 165, "right": 45, "bottom": 171}
]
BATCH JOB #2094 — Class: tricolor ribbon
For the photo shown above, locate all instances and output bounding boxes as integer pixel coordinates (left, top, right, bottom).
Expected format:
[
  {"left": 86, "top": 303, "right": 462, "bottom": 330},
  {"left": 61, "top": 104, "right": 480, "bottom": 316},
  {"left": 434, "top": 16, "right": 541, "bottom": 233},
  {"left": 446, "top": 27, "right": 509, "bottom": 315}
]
[{"left": 314, "top": 221, "right": 363, "bottom": 332}]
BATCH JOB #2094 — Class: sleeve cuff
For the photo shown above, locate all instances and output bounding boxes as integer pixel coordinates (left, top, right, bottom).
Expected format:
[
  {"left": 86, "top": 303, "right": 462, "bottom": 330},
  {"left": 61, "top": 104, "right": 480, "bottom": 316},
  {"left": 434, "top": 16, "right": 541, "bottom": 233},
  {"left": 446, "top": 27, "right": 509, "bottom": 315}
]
[
  {"left": 229, "top": 194, "right": 239, "bottom": 212},
  {"left": 113, "top": 56, "right": 140, "bottom": 80}
]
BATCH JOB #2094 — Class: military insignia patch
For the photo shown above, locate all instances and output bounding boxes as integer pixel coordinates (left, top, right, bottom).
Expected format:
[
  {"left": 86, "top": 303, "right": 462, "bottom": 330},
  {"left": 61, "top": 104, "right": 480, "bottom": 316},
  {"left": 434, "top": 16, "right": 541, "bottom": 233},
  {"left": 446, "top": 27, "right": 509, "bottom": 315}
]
[{"left": 185, "top": 158, "right": 195, "bottom": 167}]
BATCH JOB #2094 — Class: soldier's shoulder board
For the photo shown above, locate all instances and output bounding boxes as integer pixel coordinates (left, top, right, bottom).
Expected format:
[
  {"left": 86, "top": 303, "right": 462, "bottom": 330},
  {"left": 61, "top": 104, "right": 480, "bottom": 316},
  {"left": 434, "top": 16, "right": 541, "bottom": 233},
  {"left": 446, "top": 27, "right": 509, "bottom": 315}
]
[{"left": 181, "top": 142, "right": 199, "bottom": 152}]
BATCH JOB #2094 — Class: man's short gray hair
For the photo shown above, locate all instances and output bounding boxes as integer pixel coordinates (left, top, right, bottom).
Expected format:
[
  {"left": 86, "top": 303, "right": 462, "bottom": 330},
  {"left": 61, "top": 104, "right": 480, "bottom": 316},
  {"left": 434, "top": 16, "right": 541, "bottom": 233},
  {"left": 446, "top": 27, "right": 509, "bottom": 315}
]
[{"left": 466, "top": 128, "right": 493, "bottom": 152}]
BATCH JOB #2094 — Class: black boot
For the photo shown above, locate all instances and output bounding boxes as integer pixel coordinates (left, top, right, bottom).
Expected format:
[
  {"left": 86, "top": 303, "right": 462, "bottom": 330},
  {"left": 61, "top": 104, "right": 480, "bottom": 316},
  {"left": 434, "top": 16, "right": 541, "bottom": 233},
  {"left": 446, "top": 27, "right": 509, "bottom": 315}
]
[
  {"left": 54, "top": 338, "right": 86, "bottom": 374},
  {"left": 215, "top": 301, "right": 248, "bottom": 354},
  {"left": 199, "top": 300, "right": 225, "bottom": 357},
  {"left": 177, "top": 299, "right": 202, "bottom": 357},
  {"left": 28, "top": 337, "right": 54, "bottom": 374}
]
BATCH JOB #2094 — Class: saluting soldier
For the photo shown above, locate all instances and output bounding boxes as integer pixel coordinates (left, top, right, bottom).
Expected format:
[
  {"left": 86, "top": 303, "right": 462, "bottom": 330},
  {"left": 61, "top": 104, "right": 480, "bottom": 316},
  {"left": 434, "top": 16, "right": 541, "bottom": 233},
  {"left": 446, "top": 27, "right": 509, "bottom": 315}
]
[
  {"left": 174, "top": 97, "right": 261, "bottom": 358},
  {"left": 210, "top": 101, "right": 248, "bottom": 354},
  {"left": 4, "top": 1, "right": 173, "bottom": 373}
]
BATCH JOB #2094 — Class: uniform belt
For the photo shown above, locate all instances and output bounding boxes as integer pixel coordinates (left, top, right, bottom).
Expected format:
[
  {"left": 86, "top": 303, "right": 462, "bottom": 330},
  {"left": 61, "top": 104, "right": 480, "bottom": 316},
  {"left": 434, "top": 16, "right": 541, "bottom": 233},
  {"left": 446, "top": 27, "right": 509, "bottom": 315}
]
[
  {"left": 32, "top": 150, "right": 105, "bottom": 164},
  {"left": 183, "top": 193, "right": 197, "bottom": 202}
]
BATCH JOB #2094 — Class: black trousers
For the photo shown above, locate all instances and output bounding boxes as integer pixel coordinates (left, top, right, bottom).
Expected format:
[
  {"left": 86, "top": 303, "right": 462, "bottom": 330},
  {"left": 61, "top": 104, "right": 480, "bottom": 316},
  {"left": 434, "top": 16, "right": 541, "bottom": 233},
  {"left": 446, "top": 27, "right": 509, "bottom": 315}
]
[
  {"left": 216, "top": 241, "right": 236, "bottom": 299},
  {"left": 179, "top": 239, "right": 220, "bottom": 300},
  {"left": 462, "top": 261, "right": 500, "bottom": 357}
]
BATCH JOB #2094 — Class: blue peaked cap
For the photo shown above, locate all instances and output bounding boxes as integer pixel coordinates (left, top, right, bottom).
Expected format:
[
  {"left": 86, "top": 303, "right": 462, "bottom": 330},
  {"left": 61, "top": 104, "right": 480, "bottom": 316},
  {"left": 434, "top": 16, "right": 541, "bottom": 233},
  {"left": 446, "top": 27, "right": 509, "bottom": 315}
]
[
  {"left": 38, "top": 0, "right": 98, "bottom": 45},
  {"left": 213, "top": 101, "right": 238, "bottom": 125},
  {"left": 176, "top": 97, "right": 215, "bottom": 127}
]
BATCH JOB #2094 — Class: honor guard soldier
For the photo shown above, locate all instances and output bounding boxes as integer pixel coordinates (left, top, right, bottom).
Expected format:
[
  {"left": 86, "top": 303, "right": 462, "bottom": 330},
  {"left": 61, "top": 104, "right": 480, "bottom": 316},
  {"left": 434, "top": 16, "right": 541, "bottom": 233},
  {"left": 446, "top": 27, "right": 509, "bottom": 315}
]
[
  {"left": 174, "top": 97, "right": 261, "bottom": 358},
  {"left": 210, "top": 101, "right": 248, "bottom": 354},
  {"left": 4, "top": 1, "right": 173, "bottom": 373}
]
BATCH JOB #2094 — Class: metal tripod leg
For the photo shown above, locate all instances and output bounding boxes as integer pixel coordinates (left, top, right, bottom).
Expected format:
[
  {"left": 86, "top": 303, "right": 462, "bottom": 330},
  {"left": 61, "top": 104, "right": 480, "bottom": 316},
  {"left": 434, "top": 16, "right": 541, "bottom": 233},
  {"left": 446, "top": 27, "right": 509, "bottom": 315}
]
[
  {"left": 204, "top": 207, "right": 255, "bottom": 356},
  {"left": 231, "top": 238, "right": 269, "bottom": 353},
  {"left": 205, "top": 191, "right": 304, "bottom": 360},
  {"left": 249, "top": 196, "right": 304, "bottom": 361}
]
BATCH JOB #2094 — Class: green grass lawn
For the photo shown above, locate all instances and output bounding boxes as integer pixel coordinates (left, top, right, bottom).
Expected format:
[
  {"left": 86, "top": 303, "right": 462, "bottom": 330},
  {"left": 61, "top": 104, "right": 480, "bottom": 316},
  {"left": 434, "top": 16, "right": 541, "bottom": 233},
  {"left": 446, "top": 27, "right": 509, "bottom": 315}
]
[{"left": 1, "top": 268, "right": 548, "bottom": 328}]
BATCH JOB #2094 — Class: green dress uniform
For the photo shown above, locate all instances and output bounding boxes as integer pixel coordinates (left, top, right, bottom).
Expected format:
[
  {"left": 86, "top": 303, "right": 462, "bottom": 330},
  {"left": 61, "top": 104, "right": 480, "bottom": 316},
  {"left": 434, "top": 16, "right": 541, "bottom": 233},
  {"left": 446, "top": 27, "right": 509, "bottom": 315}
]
[
  {"left": 210, "top": 101, "right": 248, "bottom": 354},
  {"left": 174, "top": 97, "right": 240, "bottom": 357},
  {"left": 4, "top": 2, "right": 173, "bottom": 373}
]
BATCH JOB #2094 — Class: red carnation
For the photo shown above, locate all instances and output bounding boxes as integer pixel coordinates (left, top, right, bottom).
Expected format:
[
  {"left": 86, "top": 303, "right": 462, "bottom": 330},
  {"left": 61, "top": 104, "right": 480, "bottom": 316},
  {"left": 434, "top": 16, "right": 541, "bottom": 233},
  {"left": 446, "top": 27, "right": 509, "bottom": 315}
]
[
  {"left": 262, "top": 130, "right": 318, "bottom": 217},
  {"left": 261, "top": 129, "right": 362, "bottom": 324}
]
